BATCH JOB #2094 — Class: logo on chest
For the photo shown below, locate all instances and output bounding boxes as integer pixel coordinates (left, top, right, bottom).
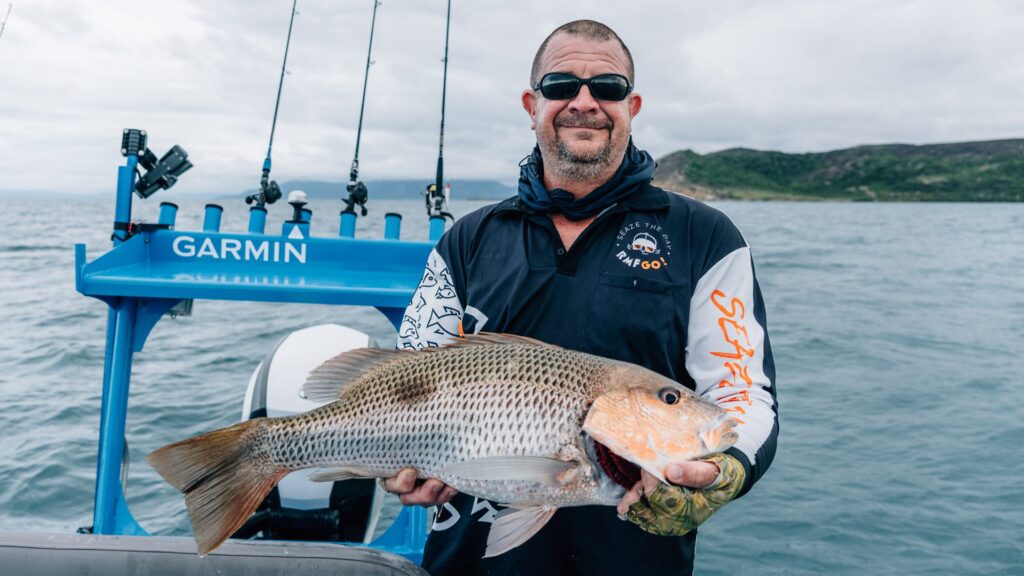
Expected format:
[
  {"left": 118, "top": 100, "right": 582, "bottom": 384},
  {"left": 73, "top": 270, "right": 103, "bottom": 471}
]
[{"left": 614, "top": 220, "right": 672, "bottom": 270}]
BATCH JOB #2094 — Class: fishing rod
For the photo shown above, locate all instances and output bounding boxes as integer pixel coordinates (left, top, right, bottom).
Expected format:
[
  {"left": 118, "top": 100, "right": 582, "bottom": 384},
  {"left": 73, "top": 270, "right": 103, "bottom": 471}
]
[
  {"left": 246, "top": 0, "right": 299, "bottom": 209},
  {"left": 344, "top": 0, "right": 381, "bottom": 218},
  {"left": 425, "top": 0, "right": 454, "bottom": 223},
  {"left": 0, "top": 3, "right": 13, "bottom": 41}
]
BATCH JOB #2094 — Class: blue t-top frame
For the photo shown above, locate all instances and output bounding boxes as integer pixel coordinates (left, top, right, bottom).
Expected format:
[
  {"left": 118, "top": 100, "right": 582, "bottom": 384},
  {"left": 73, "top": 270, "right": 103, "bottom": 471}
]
[{"left": 74, "top": 144, "right": 445, "bottom": 564}]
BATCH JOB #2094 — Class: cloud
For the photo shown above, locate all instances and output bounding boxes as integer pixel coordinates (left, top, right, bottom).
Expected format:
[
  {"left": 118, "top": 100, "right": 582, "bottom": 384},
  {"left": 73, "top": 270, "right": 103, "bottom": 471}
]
[{"left": 0, "top": 0, "right": 1022, "bottom": 194}]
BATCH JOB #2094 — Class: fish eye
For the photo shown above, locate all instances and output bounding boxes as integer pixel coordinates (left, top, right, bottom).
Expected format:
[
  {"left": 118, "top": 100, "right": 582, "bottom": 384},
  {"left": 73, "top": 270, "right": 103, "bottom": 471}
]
[{"left": 658, "top": 387, "right": 680, "bottom": 405}]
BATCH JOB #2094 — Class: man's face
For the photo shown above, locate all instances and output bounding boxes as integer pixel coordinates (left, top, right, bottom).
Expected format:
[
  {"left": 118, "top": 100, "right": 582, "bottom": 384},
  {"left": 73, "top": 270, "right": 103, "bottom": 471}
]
[{"left": 522, "top": 34, "right": 642, "bottom": 182}]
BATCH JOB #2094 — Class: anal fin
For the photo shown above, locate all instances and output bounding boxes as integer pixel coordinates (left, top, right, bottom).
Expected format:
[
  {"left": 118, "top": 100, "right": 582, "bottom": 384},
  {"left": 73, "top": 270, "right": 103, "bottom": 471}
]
[
  {"left": 484, "top": 505, "right": 557, "bottom": 558},
  {"left": 309, "top": 466, "right": 369, "bottom": 482}
]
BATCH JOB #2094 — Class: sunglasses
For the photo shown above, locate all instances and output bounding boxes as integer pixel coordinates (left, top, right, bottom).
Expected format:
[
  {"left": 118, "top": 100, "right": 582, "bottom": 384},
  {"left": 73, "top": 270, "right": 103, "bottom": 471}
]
[{"left": 533, "top": 72, "right": 633, "bottom": 102}]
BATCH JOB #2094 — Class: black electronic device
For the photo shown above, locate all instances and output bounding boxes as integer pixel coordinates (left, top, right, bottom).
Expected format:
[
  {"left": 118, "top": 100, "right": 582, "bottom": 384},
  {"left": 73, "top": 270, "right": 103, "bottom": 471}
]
[
  {"left": 120, "top": 129, "right": 193, "bottom": 199},
  {"left": 135, "top": 145, "right": 193, "bottom": 199}
]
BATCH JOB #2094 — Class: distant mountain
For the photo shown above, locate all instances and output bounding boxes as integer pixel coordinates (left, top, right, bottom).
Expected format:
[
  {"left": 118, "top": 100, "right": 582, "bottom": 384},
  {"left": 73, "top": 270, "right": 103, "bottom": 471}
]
[
  {"left": 243, "top": 179, "right": 516, "bottom": 201},
  {"left": 654, "top": 139, "right": 1024, "bottom": 201}
]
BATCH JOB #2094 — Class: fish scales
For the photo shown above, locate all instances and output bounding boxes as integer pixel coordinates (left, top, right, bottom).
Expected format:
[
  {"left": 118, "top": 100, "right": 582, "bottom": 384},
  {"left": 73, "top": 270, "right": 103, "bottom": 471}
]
[
  {"left": 148, "top": 333, "right": 738, "bottom": 556},
  {"left": 264, "top": 344, "right": 613, "bottom": 503}
]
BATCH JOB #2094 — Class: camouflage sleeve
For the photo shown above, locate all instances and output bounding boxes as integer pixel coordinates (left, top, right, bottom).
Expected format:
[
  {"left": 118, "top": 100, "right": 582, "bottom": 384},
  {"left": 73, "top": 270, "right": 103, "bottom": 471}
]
[{"left": 625, "top": 453, "right": 746, "bottom": 536}]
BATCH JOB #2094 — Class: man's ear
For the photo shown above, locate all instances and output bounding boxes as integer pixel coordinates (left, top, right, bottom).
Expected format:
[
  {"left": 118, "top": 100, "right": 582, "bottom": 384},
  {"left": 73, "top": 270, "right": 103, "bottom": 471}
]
[
  {"left": 522, "top": 89, "right": 538, "bottom": 130},
  {"left": 629, "top": 92, "right": 643, "bottom": 118}
]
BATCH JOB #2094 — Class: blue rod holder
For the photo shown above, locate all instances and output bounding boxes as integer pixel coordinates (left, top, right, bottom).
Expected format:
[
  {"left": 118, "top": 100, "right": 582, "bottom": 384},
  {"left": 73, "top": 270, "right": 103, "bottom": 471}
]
[
  {"left": 384, "top": 213, "right": 402, "bottom": 240},
  {"left": 248, "top": 206, "right": 268, "bottom": 234},
  {"left": 158, "top": 202, "right": 178, "bottom": 227},
  {"left": 203, "top": 204, "right": 224, "bottom": 232},
  {"left": 340, "top": 211, "right": 357, "bottom": 238},
  {"left": 112, "top": 156, "right": 139, "bottom": 247},
  {"left": 429, "top": 216, "right": 446, "bottom": 242}
]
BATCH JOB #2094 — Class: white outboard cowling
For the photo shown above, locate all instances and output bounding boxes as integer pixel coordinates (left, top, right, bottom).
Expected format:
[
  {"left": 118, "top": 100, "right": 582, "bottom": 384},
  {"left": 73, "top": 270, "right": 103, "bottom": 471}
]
[{"left": 236, "top": 324, "right": 383, "bottom": 543}]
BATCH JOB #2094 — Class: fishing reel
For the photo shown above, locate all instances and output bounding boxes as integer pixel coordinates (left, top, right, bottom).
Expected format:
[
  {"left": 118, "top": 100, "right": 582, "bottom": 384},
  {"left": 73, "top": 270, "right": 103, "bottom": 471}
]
[
  {"left": 246, "top": 169, "right": 283, "bottom": 207},
  {"left": 343, "top": 161, "right": 369, "bottom": 216},
  {"left": 424, "top": 182, "right": 454, "bottom": 221},
  {"left": 344, "top": 180, "right": 369, "bottom": 216},
  {"left": 122, "top": 129, "right": 193, "bottom": 199}
]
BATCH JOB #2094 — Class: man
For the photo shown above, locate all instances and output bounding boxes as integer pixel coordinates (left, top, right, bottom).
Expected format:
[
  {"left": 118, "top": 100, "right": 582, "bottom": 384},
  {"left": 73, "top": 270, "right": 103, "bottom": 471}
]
[{"left": 389, "top": 19, "right": 778, "bottom": 576}]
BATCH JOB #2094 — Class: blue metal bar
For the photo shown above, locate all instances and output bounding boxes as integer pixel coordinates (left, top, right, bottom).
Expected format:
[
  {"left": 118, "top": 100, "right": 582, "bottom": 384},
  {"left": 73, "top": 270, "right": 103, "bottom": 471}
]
[
  {"left": 98, "top": 306, "right": 116, "bottom": 449},
  {"left": 429, "top": 215, "right": 446, "bottom": 242},
  {"left": 203, "top": 204, "right": 223, "bottom": 232},
  {"left": 384, "top": 213, "right": 401, "bottom": 240},
  {"left": 158, "top": 202, "right": 178, "bottom": 227},
  {"left": 340, "top": 211, "right": 357, "bottom": 238},
  {"left": 92, "top": 153, "right": 148, "bottom": 535},
  {"left": 93, "top": 298, "right": 145, "bottom": 535}
]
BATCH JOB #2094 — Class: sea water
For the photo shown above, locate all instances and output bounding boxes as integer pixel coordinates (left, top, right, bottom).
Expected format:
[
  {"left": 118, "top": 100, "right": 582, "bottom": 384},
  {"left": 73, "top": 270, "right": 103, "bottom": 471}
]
[{"left": 0, "top": 197, "right": 1020, "bottom": 575}]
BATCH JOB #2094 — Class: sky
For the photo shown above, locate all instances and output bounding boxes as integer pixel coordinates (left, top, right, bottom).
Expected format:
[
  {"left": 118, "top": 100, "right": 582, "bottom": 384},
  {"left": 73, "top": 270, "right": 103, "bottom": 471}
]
[{"left": 1, "top": 0, "right": 1023, "bottom": 195}]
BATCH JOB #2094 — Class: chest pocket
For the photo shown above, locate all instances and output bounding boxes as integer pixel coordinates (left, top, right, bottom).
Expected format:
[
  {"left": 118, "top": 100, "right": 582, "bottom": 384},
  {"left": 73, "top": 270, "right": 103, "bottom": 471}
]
[{"left": 581, "top": 271, "right": 681, "bottom": 379}]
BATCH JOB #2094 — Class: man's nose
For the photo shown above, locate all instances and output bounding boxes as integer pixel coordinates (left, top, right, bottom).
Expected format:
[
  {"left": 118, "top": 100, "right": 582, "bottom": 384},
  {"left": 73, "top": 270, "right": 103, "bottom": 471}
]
[{"left": 567, "top": 84, "right": 600, "bottom": 113}]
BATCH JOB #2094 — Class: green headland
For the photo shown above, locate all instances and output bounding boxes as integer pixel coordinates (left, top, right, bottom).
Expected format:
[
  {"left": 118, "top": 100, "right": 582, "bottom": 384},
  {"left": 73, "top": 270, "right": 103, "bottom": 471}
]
[{"left": 653, "top": 138, "right": 1024, "bottom": 201}]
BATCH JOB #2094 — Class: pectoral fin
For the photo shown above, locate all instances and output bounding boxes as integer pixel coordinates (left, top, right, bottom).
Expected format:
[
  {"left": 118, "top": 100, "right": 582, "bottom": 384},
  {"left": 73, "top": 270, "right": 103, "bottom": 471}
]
[
  {"left": 439, "top": 456, "right": 575, "bottom": 485},
  {"left": 484, "top": 505, "right": 557, "bottom": 557}
]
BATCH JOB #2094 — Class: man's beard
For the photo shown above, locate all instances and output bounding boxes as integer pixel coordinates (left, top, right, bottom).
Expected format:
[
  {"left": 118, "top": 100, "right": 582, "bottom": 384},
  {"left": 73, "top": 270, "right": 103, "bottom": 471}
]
[
  {"left": 552, "top": 138, "right": 616, "bottom": 181},
  {"left": 543, "top": 113, "right": 621, "bottom": 182}
]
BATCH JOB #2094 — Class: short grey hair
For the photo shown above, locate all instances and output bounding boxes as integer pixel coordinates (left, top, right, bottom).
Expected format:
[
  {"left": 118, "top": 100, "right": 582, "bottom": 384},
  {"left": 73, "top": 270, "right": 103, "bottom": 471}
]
[{"left": 530, "top": 20, "right": 635, "bottom": 87}]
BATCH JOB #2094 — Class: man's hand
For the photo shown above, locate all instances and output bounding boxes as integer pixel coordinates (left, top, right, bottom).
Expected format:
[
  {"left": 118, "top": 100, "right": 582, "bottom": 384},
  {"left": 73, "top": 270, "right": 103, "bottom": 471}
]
[
  {"left": 615, "top": 460, "right": 720, "bottom": 516},
  {"left": 615, "top": 453, "right": 746, "bottom": 536},
  {"left": 381, "top": 467, "right": 459, "bottom": 507}
]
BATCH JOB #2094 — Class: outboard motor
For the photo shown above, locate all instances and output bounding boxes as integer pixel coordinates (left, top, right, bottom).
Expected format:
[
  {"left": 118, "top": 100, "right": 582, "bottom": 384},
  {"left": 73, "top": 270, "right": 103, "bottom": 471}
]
[{"left": 233, "top": 324, "right": 384, "bottom": 543}]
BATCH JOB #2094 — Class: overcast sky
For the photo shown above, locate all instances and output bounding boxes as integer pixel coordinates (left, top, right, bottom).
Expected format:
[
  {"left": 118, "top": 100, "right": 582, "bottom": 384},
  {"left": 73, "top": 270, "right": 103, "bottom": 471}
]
[{"left": 1, "top": 0, "right": 1023, "bottom": 195}]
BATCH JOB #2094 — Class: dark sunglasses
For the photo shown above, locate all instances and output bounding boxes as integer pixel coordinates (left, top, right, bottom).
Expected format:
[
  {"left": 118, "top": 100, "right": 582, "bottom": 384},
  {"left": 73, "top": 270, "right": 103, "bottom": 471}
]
[{"left": 533, "top": 72, "right": 633, "bottom": 102}]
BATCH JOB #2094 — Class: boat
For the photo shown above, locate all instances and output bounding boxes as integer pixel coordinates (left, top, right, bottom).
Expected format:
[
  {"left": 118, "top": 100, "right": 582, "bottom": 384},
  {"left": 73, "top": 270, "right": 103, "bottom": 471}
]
[
  {"left": 0, "top": 0, "right": 464, "bottom": 568},
  {"left": 0, "top": 127, "right": 446, "bottom": 574}
]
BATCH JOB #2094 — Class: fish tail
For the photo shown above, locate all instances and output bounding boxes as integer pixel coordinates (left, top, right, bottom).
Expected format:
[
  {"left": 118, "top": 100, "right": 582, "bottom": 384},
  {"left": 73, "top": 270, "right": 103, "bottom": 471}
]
[{"left": 147, "top": 419, "right": 286, "bottom": 555}]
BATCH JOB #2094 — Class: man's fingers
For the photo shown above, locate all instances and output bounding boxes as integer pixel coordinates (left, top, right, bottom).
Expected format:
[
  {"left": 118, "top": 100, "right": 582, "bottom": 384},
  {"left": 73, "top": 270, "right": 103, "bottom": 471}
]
[
  {"left": 641, "top": 470, "right": 661, "bottom": 495},
  {"left": 422, "top": 479, "right": 445, "bottom": 501},
  {"left": 383, "top": 467, "right": 418, "bottom": 494},
  {"left": 397, "top": 479, "right": 450, "bottom": 507},
  {"left": 616, "top": 480, "right": 643, "bottom": 516},
  {"left": 440, "top": 486, "right": 459, "bottom": 503},
  {"left": 665, "top": 461, "right": 720, "bottom": 488}
]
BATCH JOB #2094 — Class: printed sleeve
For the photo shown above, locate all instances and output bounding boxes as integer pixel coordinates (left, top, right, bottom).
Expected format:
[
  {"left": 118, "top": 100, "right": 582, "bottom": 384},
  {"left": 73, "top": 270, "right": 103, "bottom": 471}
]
[
  {"left": 685, "top": 245, "right": 778, "bottom": 496},
  {"left": 397, "top": 239, "right": 465, "bottom": 350}
]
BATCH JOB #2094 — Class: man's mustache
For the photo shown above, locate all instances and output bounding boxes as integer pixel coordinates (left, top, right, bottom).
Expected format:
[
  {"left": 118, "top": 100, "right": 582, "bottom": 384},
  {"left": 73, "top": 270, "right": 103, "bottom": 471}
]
[{"left": 554, "top": 113, "right": 612, "bottom": 130}]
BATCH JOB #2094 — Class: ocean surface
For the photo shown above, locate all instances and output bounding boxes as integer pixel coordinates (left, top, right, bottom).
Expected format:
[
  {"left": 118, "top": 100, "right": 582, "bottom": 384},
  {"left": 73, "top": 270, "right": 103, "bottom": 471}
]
[{"left": 0, "top": 196, "right": 1021, "bottom": 575}]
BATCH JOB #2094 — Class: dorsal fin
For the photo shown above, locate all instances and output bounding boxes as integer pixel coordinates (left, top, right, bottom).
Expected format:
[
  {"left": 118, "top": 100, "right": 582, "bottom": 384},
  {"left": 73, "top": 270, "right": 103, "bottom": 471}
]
[
  {"left": 302, "top": 348, "right": 406, "bottom": 402},
  {"left": 441, "top": 332, "right": 551, "bottom": 349},
  {"left": 301, "top": 333, "right": 553, "bottom": 403}
]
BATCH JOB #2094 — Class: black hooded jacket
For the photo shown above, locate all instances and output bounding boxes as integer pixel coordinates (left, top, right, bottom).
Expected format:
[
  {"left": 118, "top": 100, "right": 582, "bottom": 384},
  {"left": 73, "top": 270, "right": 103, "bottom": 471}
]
[{"left": 397, "top": 182, "right": 778, "bottom": 576}]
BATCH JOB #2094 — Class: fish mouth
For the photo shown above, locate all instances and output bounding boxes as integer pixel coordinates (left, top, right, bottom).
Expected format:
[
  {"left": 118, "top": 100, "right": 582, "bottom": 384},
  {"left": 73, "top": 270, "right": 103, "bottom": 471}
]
[{"left": 585, "top": 433, "right": 641, "bottom": 490}]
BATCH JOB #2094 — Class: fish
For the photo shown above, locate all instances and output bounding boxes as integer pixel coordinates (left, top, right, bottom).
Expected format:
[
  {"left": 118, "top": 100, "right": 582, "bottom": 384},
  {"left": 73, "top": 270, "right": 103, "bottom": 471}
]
[{"left": 147, "top": 333, "right": 737, "bottom": 557}]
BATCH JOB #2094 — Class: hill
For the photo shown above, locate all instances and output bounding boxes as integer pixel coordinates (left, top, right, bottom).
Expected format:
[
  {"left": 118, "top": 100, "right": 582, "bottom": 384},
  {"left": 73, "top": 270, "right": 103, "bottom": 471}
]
[{"left": 653, "top": 139, "right": 1024, "bottom": 201}]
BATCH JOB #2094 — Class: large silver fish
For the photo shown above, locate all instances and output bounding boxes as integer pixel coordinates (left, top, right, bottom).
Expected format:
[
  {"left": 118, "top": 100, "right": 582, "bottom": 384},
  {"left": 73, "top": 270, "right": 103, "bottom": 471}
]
[{"left": 148, "top": 333, "right": 737, "bottom": 556}]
